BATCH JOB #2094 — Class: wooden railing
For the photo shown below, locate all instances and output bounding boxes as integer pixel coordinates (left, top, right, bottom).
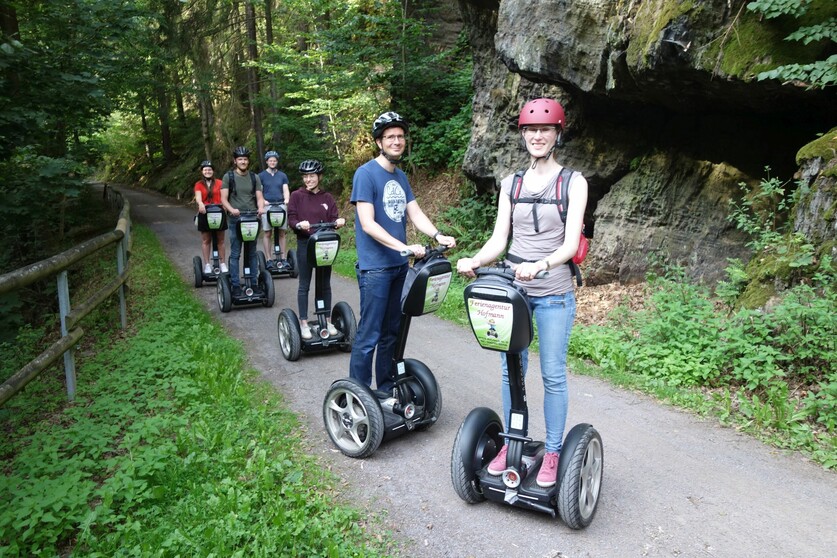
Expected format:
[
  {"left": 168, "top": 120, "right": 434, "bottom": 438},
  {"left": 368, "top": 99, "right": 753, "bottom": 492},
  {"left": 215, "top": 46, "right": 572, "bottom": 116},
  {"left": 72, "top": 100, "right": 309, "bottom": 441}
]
[{"left": 0, "top": 185, "right": 132, "bottom": 406}]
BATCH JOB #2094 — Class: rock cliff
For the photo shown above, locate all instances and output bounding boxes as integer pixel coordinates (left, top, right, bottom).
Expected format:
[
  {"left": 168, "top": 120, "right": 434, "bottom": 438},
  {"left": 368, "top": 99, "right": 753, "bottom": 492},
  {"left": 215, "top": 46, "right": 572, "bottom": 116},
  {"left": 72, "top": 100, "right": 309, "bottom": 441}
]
[{"left": 457, "top": 0, "right": 836, "bottom": 285}]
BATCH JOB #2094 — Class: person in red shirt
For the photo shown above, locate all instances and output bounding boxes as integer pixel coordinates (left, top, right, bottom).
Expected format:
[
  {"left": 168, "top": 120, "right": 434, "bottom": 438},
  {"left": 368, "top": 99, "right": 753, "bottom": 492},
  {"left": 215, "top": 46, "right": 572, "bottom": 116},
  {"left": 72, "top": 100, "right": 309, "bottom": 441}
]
[
  {"left": 194, "top": 160, "right": 228, "bottom": 274},
  {"left": 287, "top": 159, "right": 345, "bottom": 339}
]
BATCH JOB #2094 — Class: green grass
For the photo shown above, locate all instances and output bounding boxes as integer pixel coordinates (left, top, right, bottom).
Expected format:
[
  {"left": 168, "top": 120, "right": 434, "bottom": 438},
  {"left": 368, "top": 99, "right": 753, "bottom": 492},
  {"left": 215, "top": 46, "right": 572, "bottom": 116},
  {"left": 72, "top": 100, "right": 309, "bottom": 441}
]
[{"left": 0, "top": 226, "right": 394, "bottom": 557}]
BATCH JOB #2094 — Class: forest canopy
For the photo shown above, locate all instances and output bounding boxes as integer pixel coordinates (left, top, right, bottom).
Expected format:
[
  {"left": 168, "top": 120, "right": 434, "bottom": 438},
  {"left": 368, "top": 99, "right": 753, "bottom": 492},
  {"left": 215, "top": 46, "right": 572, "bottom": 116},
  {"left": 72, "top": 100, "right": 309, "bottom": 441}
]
[{"left": 0, "top": 0, "right": 472, "bottom": 272}]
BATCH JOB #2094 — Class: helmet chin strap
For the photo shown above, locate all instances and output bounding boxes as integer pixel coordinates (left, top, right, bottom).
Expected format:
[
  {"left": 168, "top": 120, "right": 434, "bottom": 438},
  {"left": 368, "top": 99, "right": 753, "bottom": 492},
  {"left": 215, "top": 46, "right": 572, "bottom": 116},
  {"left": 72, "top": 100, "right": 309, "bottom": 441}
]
[{"left": 380, "top": 149, "right": 402, "bottom": 164}]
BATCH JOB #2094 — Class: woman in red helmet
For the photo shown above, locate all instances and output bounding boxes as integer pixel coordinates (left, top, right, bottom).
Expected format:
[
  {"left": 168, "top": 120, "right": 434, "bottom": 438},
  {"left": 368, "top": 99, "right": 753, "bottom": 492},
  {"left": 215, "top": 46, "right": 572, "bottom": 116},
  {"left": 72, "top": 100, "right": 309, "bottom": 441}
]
[{"left": 456, "top": 98, "right": 588, "bottom": 488}]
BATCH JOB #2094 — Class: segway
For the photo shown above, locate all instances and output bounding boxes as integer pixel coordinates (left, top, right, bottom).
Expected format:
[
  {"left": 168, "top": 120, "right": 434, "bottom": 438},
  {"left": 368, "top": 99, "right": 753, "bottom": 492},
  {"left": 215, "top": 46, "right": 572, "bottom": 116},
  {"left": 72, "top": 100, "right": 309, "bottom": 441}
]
[
  {"left": 217, "top": 210, "right": 275, "bottom": 312},
  {"left": 258, "top": 204, "right": 297, "bottom": 279},
  {"left": 276, "top": 221, "right": 355, "bottom": 360},
  {"left": 450, "top": 265, "right": 603, "bottom": 529},
  {"left": 323, "top": 245, "right": 452, "bottom": 458},
  {"left": 193, "top": 204, "right": 226, "bottom": 288}
]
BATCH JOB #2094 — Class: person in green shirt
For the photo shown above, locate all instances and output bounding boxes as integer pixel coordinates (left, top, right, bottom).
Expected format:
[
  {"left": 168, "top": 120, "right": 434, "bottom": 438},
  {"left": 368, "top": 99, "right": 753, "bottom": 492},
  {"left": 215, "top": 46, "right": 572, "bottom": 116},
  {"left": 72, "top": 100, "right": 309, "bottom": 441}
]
[{"left": 221, "top": 146, "right": 265, "bottom": 295}]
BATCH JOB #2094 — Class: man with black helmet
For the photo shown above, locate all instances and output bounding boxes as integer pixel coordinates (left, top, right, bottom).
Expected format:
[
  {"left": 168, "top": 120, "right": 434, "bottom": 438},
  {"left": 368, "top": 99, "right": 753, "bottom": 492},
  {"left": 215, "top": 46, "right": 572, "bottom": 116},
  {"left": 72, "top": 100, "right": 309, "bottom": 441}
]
[
  {"left": 348, "top": 111, "right": 456, "bottom": 393},
  {"left": 221, "top": 146, "right": 265, "bottom": 296},
  {"left": 258, "top": 150, "right": 290, "bottom": 269}
]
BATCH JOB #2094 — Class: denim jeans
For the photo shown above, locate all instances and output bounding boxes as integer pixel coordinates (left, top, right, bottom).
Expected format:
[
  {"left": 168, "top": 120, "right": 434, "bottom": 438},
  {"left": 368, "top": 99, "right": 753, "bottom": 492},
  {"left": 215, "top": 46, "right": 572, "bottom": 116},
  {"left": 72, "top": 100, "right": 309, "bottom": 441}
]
[
  {"left": 500, "top": 291, "right": 576, "bottom": 453},
  {"left": 227, "top": 215, "right": 259, "bottom": 289},
  {"left": 296, "top": 237, "right": 332, "bottom": 320},
  {"left": 349, "top": 264, "right": 407, "bottom": 392}
]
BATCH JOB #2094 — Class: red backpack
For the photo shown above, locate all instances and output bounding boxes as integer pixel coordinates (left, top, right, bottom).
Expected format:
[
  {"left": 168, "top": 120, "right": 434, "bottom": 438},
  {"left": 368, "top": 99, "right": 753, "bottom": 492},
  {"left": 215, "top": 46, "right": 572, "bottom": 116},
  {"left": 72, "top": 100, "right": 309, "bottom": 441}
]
[{"left": 509, "top": 167, "right": 589, "bottom": 286}]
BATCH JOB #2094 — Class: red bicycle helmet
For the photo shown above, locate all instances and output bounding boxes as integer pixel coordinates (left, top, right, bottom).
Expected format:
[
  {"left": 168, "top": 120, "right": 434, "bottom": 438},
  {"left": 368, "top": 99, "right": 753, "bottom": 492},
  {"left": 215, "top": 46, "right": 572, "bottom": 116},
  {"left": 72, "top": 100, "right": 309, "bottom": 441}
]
[{"left": 518, "top": 98, "right": 565, "bottom": 129}]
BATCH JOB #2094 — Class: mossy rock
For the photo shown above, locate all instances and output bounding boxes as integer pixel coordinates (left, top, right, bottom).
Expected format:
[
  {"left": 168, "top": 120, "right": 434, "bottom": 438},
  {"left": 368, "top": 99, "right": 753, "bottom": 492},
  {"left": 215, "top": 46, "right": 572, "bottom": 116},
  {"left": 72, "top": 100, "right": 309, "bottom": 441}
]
[
  {"left": 625, "top": 0, "right": 696, "bottom": 69},
  {"left": 700, "top": 2, "right": 835, "bottom": 80},
  {"left": 797, "top": 127, "right": 837, "bottom": 175}
]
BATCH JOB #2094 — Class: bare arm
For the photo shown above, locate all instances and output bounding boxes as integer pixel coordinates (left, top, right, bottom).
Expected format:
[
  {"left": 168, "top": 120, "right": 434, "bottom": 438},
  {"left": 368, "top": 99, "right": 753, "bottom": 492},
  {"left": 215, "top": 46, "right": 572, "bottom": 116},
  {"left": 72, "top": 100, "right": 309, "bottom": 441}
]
[{"left": 221, "top": 187, "right": 239, "bottom": 216}]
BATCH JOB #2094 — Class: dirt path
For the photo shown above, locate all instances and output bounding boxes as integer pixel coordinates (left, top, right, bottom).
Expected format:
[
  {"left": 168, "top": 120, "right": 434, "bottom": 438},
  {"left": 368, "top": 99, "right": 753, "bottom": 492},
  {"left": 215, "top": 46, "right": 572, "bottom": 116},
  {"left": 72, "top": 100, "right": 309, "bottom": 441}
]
[{"left": 124, "top": 185, "right": 837, "bottom": 558}]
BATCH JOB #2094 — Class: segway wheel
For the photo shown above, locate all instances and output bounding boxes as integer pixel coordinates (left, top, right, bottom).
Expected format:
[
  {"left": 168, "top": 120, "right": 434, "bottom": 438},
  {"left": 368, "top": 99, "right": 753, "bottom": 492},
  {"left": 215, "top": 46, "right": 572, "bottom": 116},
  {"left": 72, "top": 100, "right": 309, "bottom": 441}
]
[
  {"left": 277, "top": 308, "right": 302, "bottom": 361},
  {"left": 331, "top": 301, "right": 356, "bottom": 353},
  {"left": 450, "top": 407, "right": 503, "bottom": 504},
  {"left": 193, "top": 256, "right": 204, "bottom": 288},
  {"left": 403, "top": 359, "right": 441, "bottom": 430},
  {"left": 257, "top": 250, "right": 268, "bottom": 273},
  {"left": 260, "top": 269, "right": 275, "bottom": 307},
  {"left": 323, "top": 378, "right": 384, "bottom": 458},
  {"left": 557, "top": 424, "right": 603, "bottom": 530},
  {"left": 217, "top": 274, "right": 232, "bottom": 313},
  {"left": 287, "top": 250, "right": 299, "bottom": 279}
]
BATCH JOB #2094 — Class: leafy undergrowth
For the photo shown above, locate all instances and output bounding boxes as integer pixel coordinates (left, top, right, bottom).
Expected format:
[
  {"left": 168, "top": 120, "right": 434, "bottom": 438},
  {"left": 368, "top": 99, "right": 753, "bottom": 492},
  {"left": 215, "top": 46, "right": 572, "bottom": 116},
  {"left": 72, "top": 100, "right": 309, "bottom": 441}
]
[
  {"left": 569, "top": 263, "right": 837, "bottom": 470},
  {"left": 0, "top": 226, "right": 393, "bottom": 557}
]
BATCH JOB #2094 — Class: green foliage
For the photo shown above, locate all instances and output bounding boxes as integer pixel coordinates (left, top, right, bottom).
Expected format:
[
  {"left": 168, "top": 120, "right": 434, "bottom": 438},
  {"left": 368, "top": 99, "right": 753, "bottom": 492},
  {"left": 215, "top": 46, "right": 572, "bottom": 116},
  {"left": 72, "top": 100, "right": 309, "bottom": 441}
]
[
  {"left": 747, "top": 0, "right": 837, "bottom": 88},
  {"left": 436, "top": 184, "right": 498, "bottom": 254},
  {"left": 569, "top": 168, "right": 837, "bottom": 467},
  {"left": 0, "top": 226, "right": 392, "bottom": 557}
]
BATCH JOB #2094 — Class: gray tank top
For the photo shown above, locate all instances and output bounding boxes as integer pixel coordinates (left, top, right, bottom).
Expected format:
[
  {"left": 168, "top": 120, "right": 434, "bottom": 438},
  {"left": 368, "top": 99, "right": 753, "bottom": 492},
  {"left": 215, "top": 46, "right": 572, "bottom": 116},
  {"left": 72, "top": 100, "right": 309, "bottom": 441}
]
[{"left": 500, "top": 171, "right": 574, "bottom": 296}]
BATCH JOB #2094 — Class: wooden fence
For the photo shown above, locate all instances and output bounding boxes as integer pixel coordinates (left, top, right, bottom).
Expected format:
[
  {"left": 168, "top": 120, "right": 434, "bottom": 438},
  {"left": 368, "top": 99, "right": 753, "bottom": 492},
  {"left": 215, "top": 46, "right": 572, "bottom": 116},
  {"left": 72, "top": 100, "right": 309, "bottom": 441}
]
[{"left": 0, "top": 185, "right": 132, "bottom": 406}]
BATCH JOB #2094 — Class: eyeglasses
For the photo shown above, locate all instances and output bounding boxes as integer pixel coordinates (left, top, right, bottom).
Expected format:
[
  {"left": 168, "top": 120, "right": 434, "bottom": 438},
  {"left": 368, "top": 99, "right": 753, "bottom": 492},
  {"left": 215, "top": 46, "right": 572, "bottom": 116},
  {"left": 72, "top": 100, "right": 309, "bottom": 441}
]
[
  {"left": 382, "top": 134, "right": 407, "bottom": 142},
  {"left": 522, "top": 126, "right": 558, "bottom": 136}
]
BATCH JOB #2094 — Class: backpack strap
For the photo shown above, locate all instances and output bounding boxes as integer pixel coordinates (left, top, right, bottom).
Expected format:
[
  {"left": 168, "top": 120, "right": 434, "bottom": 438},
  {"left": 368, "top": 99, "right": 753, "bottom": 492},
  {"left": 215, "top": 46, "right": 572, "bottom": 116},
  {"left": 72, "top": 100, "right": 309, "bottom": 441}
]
[
  {"left": 508, "top": 166, "right": 584, "bottom": 287},
  {"left": 227, "top": 170, "right": 236, "bottom": 196},
  {"left": 249, "top": 171, "right": 257, "bottom": 195}
]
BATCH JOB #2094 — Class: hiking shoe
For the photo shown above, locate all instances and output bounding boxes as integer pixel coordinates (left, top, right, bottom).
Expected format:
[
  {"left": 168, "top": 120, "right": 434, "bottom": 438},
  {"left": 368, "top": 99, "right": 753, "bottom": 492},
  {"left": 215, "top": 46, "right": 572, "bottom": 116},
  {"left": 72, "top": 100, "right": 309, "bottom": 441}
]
[
  {"left": 486, "top": 444, "right": 508, "bottom": 475},
  {"left": 232, "top": 286, "right": 242, "bottom": 297},
  {"left": 265, "top": 260, "right": 276, "bottom": 270},
  {"left": 220, "top": 263, "right": 229, "bottom": 273},
  {"left": 203, "top": 263, "right": 212, "bottom": 274},
  {"left": 300, "top": 326, "right": 312, "bottom": 340},
  {"left": 536, "top": 452, "right": 560, "bottom": 488},
  {"left": 327, "top": 323, "right": 339, "bottom": 336}
]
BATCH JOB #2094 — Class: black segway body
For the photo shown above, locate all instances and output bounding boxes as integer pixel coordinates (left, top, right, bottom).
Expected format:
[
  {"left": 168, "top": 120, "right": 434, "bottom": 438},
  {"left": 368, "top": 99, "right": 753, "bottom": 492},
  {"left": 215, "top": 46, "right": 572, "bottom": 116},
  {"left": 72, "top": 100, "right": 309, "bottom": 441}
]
[
  {"left": 194, "top": 205, "right": 226, "bottom": 287},
  {"left": 218, "top": 212, "right": 274, "bottom": 312},
  {"left": 451, "top": 266, "right": 603, "bottom": 529},
  {"left": 260, "top": 205, "right": 297, "bottom": 278},
  {"left": 323, "top": 246, "right": 451, "bottom": 458},
  {"left": 277, "top": 223, "right": 356, "bottom": 360}
]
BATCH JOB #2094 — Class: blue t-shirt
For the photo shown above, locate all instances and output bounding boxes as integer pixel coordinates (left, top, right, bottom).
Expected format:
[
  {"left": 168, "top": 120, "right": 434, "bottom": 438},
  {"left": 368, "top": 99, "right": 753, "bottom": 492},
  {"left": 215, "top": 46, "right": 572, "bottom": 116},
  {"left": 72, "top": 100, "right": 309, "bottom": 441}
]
[
  {"left": 350, "top": 159, "right": 416, "bottom": 270},
  {"left": 258, "top": 169, "right": 289, "bottom": 204}
]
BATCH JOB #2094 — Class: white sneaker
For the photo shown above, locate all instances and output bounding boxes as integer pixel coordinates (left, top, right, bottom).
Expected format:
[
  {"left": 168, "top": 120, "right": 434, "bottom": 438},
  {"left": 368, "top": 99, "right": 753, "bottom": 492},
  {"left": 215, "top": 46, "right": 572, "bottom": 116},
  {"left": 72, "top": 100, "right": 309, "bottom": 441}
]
[
  {"left": 220, "top": 263, "right": 229, "bottom": 273},
  {"left": 327, "top": 323, "right": 338, "bottom": 336},
  {"left": 300, "top": 325, "right": 312, "bottom": 340},
  {"left": 203, "top": 263, "right": 212, "bottom": 274}
]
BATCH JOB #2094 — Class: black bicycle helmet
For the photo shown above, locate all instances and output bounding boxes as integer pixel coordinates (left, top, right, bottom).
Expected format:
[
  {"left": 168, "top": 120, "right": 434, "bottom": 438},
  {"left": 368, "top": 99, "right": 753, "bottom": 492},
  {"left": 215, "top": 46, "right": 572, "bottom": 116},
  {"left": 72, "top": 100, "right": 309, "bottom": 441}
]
[
  {"left": 199, "top": 160, "right": 213, "bottom": 169},
  {"left": 372, "top": 111, "right": 408, "bottom": 139},
  {"left": 264, "top": 150, "right": 280, "bottom": 161},
  {"left": 298, "top": 159, "right": 324, "bottom": 174},
  {"left": 232, "top": 146, "right": 251, "bottom": 158}
]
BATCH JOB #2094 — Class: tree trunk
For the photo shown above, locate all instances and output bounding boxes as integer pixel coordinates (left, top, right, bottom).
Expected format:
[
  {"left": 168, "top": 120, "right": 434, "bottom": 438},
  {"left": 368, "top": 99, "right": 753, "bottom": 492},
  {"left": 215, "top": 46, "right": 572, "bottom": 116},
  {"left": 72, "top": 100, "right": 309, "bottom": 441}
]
[
  {"left": 138, "top": 97, "right": 154, "bottom": 164},
  {"left": 0, "top": 4, "right": 20, "bottom": 95},
  {"left": 244, "top": 0, "right": 264, "bottom": 168},
  {"left": 174, "top": 70, "right": 187, "bottom": 124},
  {"left": 263, "top": 0, "right": 280, "bottom": 148},
  {"left": 155, "top": 78, "right": 174, "bottom": 163}
]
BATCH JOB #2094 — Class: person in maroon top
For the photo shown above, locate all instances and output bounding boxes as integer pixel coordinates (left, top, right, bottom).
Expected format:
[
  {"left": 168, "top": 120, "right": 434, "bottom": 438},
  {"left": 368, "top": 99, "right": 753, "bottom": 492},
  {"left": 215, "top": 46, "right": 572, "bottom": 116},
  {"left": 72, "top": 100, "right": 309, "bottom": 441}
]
[
  {"left": 288, "top": 160, "right": 346, "bottom": 339},
  {"left": 194, "top": 160, "right": 228, "bottom": 274}
]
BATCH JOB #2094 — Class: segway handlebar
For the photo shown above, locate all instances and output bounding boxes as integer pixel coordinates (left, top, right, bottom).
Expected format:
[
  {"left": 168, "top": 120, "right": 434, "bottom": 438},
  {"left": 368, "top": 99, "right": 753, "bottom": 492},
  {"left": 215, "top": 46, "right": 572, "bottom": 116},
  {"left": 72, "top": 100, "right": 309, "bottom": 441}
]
[
  {"left": 399, "top": 244, "right": 451, "bottom": 259},
  {"left": 474, "top": 264, "right": 548, "bottom": 280},
  {"left": 307, "top": 221, "right": 339, "bottom": 231}
]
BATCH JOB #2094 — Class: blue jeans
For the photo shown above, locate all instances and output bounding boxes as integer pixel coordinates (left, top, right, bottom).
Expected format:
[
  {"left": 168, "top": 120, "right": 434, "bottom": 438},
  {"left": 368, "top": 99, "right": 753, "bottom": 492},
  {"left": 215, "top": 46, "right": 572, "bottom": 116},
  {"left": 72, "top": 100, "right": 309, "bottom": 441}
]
[
  {"left": 296, "top": 237, "right": 332, "bottom": 320},
  {"left": 500, "top": 291, "right": 576, "bottom": 453},
  {"left": 349, "top": 264, "right": 407, "bottom": 392},
  {"left": 227, "top": 215, "right": 259, "bottom": 289}
]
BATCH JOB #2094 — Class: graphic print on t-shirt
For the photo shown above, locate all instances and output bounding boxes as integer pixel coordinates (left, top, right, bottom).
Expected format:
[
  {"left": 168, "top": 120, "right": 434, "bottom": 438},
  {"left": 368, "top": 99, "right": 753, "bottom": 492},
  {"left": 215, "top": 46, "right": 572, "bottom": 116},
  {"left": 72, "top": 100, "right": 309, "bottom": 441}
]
[{"left": 383, "top": 180, "right": 407, "bottom": 223}]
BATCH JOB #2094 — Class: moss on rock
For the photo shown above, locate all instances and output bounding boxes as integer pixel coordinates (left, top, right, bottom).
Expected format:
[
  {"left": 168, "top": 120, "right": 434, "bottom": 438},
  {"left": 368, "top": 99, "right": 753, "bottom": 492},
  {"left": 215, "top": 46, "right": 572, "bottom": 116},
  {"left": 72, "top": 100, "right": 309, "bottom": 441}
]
[
  {"left": 796, "top": 127, "right": 837, "bottom": 172},
  {"left": 625, "top": 0, "right": 695, "bottom": 69}
]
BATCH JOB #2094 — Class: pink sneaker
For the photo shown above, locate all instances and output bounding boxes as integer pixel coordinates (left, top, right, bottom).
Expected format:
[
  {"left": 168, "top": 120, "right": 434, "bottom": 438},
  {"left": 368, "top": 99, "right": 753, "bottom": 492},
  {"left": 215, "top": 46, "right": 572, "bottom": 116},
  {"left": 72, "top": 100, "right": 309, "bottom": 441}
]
[
  {"left": 486, "top": 444, "right": 508, "bottom": 475},
  {"left": 537, "top": 452, "right": 560, "bottom": 487}
]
